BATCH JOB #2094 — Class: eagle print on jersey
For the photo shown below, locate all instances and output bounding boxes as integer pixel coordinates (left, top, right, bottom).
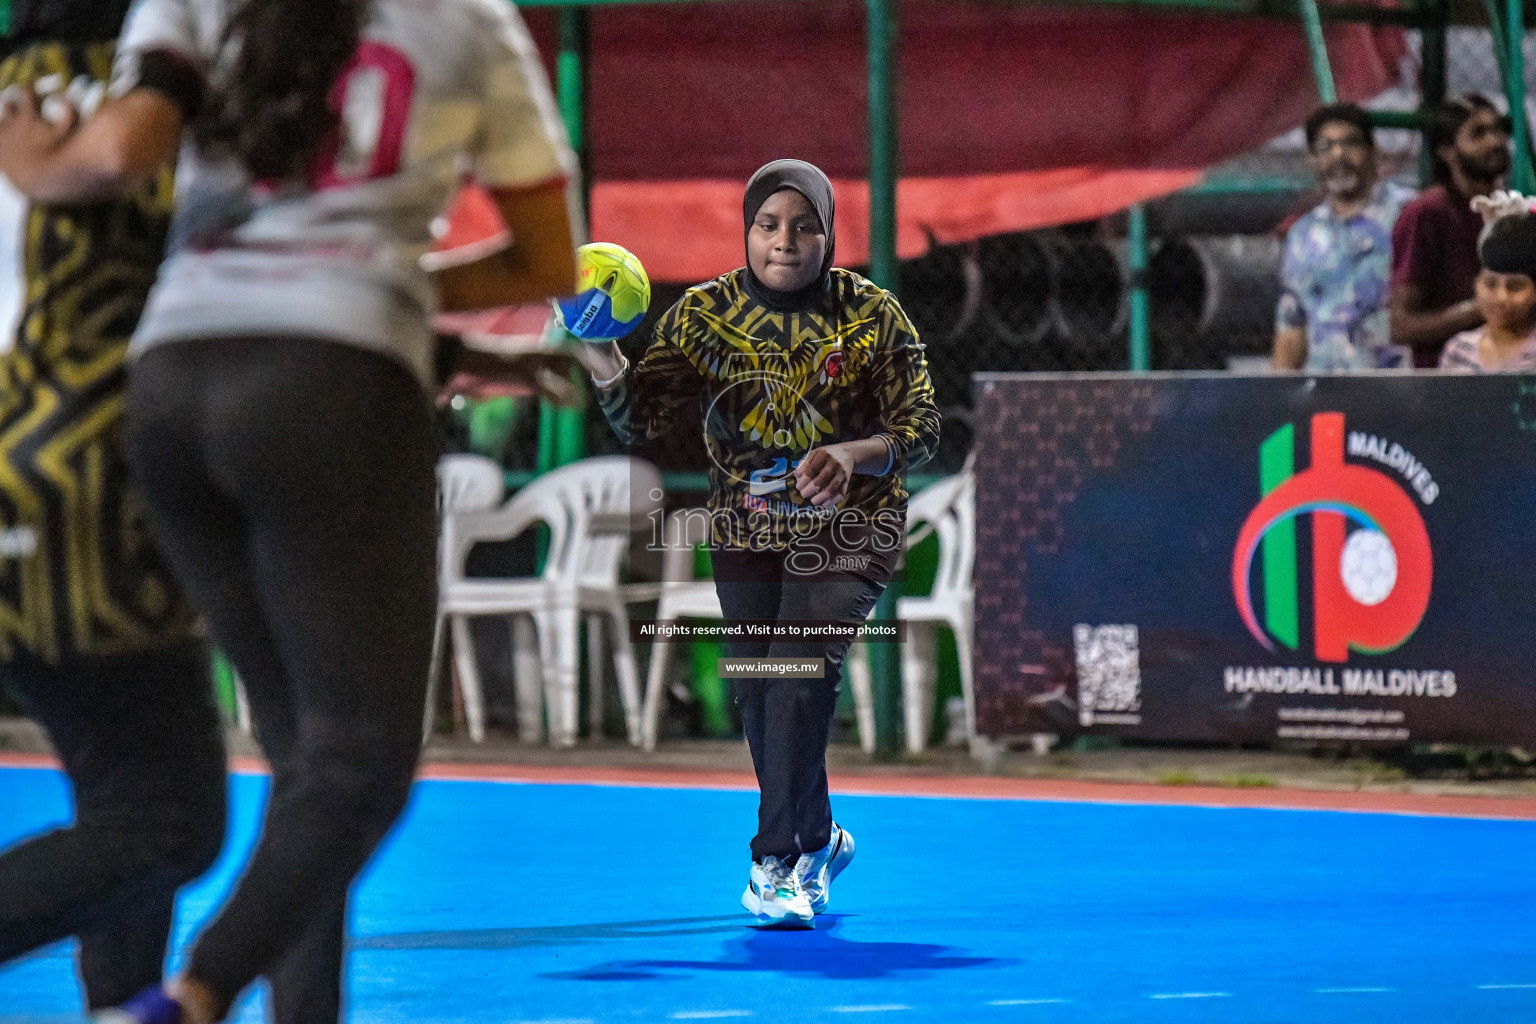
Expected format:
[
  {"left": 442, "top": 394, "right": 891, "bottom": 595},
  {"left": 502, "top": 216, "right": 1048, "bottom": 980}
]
[{"left": 597, "top": 268, "right": 939, "bottom": 549}]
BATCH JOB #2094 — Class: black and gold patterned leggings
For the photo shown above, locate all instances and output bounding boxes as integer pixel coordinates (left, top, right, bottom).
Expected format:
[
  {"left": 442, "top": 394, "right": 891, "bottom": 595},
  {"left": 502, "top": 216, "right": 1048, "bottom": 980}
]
[{"left": 0, "top": 643, "right": 226, "bottom": 1010}]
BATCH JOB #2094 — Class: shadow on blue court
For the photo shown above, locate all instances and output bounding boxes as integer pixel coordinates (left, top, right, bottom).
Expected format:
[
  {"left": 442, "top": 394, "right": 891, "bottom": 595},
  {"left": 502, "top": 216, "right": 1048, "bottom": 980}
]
[
  {"left": 2, "top": 766, "right": 1535, "bottom": 1024},
  {"left": 543, "top": 914, "right": 1000, "bottom": 981},
  {"left": 351, "top": 914, "right": 745, "bottom": 952}
]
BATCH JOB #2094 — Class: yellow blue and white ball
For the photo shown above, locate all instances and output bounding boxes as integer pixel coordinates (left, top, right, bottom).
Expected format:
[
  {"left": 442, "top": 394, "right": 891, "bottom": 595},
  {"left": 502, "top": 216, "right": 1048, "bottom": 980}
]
[{"left": 555, "top": 242, "right": 652, "bottom": 341}]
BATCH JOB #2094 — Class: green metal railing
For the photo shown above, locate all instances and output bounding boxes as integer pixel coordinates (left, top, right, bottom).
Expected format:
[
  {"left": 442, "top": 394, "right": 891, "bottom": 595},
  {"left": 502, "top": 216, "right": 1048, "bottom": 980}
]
[
  {"left": 504, "top": 471, "right": 948, "bottom": 492},
  {"left": 865, "top": 0, "right": 904, "bottom": 757},
  {"left": 1299, "top": 0, "right": 1340, "bottom": 103},
  {"left": 1508, "top": 0, "right": 1533, "bottom": 192},
  {"left": 520, "top": 0, "right": 1534, "bottom": 416},
  {"left": 1479, "top": 0, "right": 1536, "bottom": 192},
  {"left": 537, "top": 6, "right": 591, "bottom": 480},
  {"left": 511, "top": 0, "right": 913, "bottom": 752},
  {"left": 1127, "top": 205, "right": 1151, "bottom": 372}
]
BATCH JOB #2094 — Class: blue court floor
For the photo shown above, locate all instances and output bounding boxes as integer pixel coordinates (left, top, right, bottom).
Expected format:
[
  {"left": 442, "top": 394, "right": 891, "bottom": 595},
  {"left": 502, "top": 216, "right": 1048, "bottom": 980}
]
[{"left": 2, "top": 764, "right": 1534, "bottom": 1024}]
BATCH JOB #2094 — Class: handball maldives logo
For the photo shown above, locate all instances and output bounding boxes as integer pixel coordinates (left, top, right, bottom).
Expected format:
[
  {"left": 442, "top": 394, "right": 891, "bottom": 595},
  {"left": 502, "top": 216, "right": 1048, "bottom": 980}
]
[{"left": 1232, "top": 412, "right": 1433, "bottom": 663}]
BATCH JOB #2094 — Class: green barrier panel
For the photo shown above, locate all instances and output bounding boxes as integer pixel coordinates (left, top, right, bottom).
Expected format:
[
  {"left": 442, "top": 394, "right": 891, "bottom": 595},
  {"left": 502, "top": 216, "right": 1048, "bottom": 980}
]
[
  {"left": 211, "top": 649, "right": 239, "bottom": 722},
  {"left": 901, "top": 530, "right": 962, "bottom": 748},
  {"left": 690, "top": 640, "right": 730, "bottom": 737},
  {"left": 689, "top": 544, "right": 732, "bottom": 736},
  {"left": 468, "top": 396, "right": 520, "bottom": 463}
]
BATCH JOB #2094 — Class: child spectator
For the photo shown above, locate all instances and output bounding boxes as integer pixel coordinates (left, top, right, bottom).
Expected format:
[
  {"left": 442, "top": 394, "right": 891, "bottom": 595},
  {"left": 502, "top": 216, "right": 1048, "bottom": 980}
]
[{"left": 1440, "top": 192, "right": 1536, "bottom": 371}]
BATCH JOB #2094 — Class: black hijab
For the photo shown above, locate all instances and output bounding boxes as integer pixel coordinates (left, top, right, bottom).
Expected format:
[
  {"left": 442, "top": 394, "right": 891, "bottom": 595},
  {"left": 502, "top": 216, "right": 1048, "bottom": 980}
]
[{"left": 742, "top": 158, "right": 836, "bottom": 313}]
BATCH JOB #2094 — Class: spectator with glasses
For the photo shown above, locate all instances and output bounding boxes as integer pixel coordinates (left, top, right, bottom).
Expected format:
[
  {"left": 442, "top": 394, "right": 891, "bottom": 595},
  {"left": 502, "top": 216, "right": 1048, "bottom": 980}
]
[
  {"left": 1390, "top": 94, "right": 1514, "bottom": 365},
  {"left": 1274, "top": 103, "right": 1414, "bottom": 370}
]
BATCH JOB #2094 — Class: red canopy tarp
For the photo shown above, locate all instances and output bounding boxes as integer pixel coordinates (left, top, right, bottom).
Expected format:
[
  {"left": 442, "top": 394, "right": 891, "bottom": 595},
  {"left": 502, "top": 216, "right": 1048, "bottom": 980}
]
[{"left": 445, "top": 3, "right": 1406, "bottom": 283}]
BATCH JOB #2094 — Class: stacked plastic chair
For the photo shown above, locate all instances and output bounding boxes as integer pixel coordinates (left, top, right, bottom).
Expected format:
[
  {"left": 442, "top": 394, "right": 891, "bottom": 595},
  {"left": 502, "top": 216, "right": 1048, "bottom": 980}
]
[
  {"left": 847, "top": 461, "right": 977, "bottom": 755},
  {"left": 428, "top": 455, "right": 663, "bottom": 746}
]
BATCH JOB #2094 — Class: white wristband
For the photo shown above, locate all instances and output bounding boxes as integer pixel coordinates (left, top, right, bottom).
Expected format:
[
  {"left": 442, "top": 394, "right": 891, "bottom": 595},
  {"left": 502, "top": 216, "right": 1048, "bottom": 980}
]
[{"left": 591, "top": 351, "right": 629, "bottom": 389}]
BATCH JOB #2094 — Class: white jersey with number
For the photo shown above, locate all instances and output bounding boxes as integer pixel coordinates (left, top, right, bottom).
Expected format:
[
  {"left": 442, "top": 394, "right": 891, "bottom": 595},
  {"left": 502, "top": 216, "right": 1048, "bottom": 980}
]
[{"left": 113, "top": 0, "right": 579, "bottom": 385}]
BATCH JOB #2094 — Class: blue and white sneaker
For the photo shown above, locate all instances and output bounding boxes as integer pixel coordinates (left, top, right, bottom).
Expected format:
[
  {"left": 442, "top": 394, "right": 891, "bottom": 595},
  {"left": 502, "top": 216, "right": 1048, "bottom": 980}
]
[
  {"left": 741, "top": 854, "right": 815, "bottom": 929},
  {"left": 93, "top": 986, "right": 183, "bottom": 1024},
  {"left": 797, "top": 823, "right": 855, "bottom": 914}
]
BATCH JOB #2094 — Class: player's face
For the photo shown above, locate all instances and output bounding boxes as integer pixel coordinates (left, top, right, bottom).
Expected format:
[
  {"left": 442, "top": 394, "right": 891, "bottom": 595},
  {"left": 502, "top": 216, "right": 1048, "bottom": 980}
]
[
  {"left": 748, "top": 189, "right": 827, "bottom": 293},
  {"left": 1451, "top": 107, "right": 1512, "bottom": 183},
  {"left": 1475, "top": 268, "right": 1536, "bottom": 332},
  {"left": 1307, "top": 122, "right": 1375, "bottom": 201}
]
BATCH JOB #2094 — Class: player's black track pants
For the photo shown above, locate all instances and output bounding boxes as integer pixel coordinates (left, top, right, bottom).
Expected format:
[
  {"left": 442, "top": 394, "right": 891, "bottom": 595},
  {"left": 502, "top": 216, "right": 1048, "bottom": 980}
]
[
  {"left": 714, "top": 540, "right": 890, "bottom": 864},
  {"left": 127, "top": 336, "right": 438, "bottom": 1024},
  {"left": 0, "top": 643, "right": 226, "bottom": 1010}
]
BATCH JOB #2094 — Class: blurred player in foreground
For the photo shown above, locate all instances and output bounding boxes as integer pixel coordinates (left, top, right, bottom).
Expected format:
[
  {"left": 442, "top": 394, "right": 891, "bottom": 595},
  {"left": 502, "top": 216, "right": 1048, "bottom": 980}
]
[
  {"left": 579, "top": 159, "right": 940, "bottom": 929},
  {"left": 0, "top": 0, "right": 581, "bottom": 1019},
  {"left": 0, "top": 1, "right": 222, "bottom": 1012}
]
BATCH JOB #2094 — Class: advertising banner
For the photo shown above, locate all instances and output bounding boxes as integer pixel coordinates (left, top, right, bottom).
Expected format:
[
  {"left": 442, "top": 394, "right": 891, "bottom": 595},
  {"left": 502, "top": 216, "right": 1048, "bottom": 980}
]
[{"left": 971, "top": 372, "right": 1536, "bottom": 745}]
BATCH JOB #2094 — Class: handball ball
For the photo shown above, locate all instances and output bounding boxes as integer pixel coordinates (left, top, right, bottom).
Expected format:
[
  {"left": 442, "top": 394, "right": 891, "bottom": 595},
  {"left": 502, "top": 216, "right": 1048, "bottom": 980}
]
[{"left": 554, "top": 242, "right": 651, "bottom": 341}]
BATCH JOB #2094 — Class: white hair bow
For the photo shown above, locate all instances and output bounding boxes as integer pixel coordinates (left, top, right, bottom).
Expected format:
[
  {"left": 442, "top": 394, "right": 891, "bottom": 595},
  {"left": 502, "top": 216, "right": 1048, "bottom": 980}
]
[{"left": 1471, "top": 189, "right": 1535, "bottom": 226}]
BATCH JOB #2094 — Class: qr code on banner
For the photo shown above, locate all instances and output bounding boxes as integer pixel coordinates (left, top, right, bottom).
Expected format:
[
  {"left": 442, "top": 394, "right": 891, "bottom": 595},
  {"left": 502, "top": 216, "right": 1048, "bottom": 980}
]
[{"left": 1073, "top": 624, "right": 1142, "bottom": 726}]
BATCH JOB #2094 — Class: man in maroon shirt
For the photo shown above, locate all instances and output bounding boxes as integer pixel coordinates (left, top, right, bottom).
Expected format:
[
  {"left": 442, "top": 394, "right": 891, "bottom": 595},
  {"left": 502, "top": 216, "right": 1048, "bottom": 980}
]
[{"left": 1390, "top": 94, "right": 1513, "bottom": 365}]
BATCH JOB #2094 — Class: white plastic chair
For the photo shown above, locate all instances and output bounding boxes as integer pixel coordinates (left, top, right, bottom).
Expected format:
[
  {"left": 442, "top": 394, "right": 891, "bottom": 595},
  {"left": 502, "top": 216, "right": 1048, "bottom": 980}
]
[
  {"left": 639, "top": 508, "right": 724, "bottom": 751},
  {"left": 847, "top": 463, "right": 976, "bottom": 755},
  {"left": 426, "top": 455, "right": 512, "bottom": 745},
  {"left": 427, "top": 455, "right": 663, "bottom": 747}
]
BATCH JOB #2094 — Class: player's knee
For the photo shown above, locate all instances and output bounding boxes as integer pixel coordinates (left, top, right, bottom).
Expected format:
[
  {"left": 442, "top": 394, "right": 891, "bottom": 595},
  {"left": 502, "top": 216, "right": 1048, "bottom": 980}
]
[
  {"left": 79, "top": 794, "right": 226, "bottom": 887},
  {"left": 159, "top": 756, "right": 229, "bottom": 878},
  {"left": 304, "top": 728, "right": 418, "bottom": 844},
  {"left": 166, "top": 800, "right": 227, "bottom": 880}
]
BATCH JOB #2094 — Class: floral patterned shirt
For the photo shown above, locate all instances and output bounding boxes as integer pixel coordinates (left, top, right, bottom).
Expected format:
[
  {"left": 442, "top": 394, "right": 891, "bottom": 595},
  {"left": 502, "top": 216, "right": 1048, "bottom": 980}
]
[{"left": 1277, "top": 181, "right": 1415, "bottom": 370}]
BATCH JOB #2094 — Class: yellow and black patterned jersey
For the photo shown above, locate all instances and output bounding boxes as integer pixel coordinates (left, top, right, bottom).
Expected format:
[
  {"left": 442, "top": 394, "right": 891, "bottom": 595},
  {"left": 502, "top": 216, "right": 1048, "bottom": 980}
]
[
  {"left": 597, "top": 267, "right": 940, "bottom": 549},
  {"left": 0, "top": 39, "right": 196, "bottom": 664}
]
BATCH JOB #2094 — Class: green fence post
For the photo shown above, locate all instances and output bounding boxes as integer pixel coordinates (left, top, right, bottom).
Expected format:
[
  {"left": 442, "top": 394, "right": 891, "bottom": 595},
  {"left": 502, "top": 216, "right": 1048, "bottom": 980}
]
[
  {"left": 1128, "top": 204, "right": 1151, "bottom": 372},
  {"left": 535, "top": 5, "right": 590, "bottom": 570},
  {"left": 866, "top": 0, "right": 903, "bottom": 758},
  {"left": 1510, "top": 0, "right": 1533, "bottom": 193},
  {"left": 868, "top": 0, "right": 898, "bottom": 292},
  {"left": 1484, "top": 0, "right": 1512, "bottom": 89},
  {"left": 552, "top": 6, "right": 588, "bottom": 470},
  {"left": 1482, "top": 0, "right": 1536, "bottom": 192},
  {"left": 1299, "top": 0, "right": 1338, "bottom": 103},
  {"left": 1419, "top": 0, "right": 1447, "bottom": 186}
]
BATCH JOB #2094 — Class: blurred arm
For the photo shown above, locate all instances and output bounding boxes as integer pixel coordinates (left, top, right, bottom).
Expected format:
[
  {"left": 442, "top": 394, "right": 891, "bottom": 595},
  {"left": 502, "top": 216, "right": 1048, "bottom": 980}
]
[
  {"left": 1388, "top": 282, "right": 1482, "bottom": 354},
  {"left": 434, "top": 182, "right": 579, "bottom": 313},
  {"left": 0, "top": 89, "right": 183, "bottom": 204},
  {"left": 1272, "top": 327, "right": 1307, "bottom": 370}
]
